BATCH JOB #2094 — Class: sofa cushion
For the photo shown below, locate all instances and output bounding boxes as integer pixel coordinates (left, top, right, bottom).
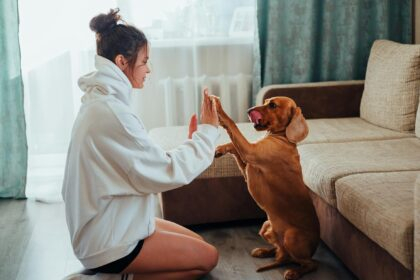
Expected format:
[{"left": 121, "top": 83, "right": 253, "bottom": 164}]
[
  {"left": 150, "top": 118, "right": 413, "bottom": 149},
  {"left": 298, "top": 138, "right": 420, "bottom": 207},
  {"left": 150, "top": 119, "right": 415, "bottom": 179},
  {"left": 335, "top": 171, "right": 419, "bottom": 270},
  {"left": 360, "top": 40, "right": 420, "bottom": 132},
  {"left": 302, "top": 117, "right": 413, "bottom": 144}
]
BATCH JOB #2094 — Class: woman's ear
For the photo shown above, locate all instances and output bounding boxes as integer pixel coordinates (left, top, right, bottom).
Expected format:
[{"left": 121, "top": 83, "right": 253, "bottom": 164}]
[
  {"left": 114, "top": 54, "right": 128, "bottom": 71},
  {"left": 285, "top": 107, "right": 309, "bottom": 144}
]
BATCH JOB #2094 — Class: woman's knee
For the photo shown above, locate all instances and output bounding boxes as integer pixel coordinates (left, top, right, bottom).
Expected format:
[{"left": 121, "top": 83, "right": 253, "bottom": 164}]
[{"left": 199, "top": 244, "right": 219, "bottom": 273}]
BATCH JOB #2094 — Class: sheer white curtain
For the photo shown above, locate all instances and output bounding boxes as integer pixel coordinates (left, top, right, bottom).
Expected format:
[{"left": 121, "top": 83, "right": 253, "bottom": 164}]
[{"left": 19, "top": 0, "right": 255, "bottom": 201}]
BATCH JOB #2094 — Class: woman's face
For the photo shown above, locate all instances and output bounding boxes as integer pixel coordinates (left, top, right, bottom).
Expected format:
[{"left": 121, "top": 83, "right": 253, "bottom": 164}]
[{"left": 124, "top": 45, "right": 150, "bottom": 89}]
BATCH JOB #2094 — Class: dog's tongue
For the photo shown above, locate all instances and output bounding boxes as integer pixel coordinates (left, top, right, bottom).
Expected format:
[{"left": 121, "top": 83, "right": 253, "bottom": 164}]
[{"left": 248, "top": 110, "right": 262, "bottom": 125}]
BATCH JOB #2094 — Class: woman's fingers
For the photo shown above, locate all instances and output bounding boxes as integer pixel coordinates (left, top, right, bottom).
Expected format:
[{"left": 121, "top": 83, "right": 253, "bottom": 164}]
[
  {"left": 201, "top": 88, "right": 210, "bottom": 118},
  {"left": 200, "top": 89, "right": 206, "bottom": 117},
  {"left": 203, "top": 89, "right": 211, "bottom": 111},
  {"left": 200, "top": 88, "right": 219, "bottom": 127},
  {"left": 188, "top": 114, "right": 197, "bottom": 139}
]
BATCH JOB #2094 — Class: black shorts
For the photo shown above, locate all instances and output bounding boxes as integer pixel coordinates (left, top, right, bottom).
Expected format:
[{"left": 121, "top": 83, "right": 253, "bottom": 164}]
[{"left": 90, "top": 239, "right": 144, "bottom": 274}]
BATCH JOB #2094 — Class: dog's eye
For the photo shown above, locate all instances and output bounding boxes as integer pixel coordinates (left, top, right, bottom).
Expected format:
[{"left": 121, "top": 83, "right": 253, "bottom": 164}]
[{"left": 268, "top": 102, "right": 277, "bottom": 109}]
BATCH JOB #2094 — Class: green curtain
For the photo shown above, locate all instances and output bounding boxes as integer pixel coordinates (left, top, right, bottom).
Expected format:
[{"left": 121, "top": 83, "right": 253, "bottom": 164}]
[
  {"left": 0, "top": 0, "right": 28, "bottom": 198},
  {"left": 253, "top": 0, "right": 413, "bottom": 102}
]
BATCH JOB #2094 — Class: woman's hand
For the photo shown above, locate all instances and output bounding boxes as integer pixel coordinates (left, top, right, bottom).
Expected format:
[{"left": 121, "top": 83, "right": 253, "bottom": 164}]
[
  {"left": 188, "top": 114, "right": 197, "bottom": 139},
  {"left": 200, "top": 88, "right": 219, "bottom": 127}
]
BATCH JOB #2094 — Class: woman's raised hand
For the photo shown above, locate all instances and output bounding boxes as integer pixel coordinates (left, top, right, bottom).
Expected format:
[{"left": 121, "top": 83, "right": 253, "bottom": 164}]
[{"left": 200, "top": 88, "right": 219, "bottom": 127}]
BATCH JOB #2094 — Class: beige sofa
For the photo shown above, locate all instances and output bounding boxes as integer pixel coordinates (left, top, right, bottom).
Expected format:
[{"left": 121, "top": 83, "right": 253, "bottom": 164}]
[{"left": 149, "top": 40, "right": 420, "bottom": 279}]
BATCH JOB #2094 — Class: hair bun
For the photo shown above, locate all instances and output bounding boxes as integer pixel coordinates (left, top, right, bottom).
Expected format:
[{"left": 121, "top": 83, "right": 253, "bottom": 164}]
[{"left": 90, "top": 8, "right": 121, "bottom": 34}]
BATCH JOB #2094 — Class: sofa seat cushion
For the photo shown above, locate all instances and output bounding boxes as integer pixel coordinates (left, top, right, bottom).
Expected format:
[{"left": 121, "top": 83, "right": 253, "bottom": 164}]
[
  {"left": 302, "top": 117, "right": 413, "bottom": 144},
  {"left": 360, "top": 40, "right": 420, "bottom": 132},
  {"left": 298, "top": 138, "right": 420, "bottom": 207},
  {"left": 150, "top": 119, "right": 415, "bottom": 179},
  {"left": 335, "top": 171, "right": 419, "bottom": 270}
]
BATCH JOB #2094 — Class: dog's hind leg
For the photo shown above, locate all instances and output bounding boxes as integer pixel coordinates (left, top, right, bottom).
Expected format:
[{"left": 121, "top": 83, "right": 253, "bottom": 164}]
[
  {"left": 283, "top": 259, "right": 318, "bottom": 280},
  {"left": 252, "top": 220, "right": 283, "bottom": 258},
  {"left": 255, "top": 249, "right": 292, "bottom": 272},
  {"left": 282, "top": 229, "right": 318, "bottom": 279},
  {"left": 251, "top": 247, "right": 276, "bottom": 258},
  {"left": 256, "top": 261, "right": 282, "bottom": 272}
]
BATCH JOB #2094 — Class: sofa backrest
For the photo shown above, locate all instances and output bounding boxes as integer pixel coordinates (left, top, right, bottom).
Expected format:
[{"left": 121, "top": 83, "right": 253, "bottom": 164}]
[{"left": 360, "top": 40, "right": 420, "bottom": 132}]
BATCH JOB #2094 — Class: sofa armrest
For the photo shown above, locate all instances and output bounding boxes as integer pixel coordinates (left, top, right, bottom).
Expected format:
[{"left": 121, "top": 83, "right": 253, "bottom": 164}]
[
  {"left": 415, "top": 175, "right": 420, "bottom": 279},
  {"left": 256, "top": 80, "right": 365, "bottom": 119}
]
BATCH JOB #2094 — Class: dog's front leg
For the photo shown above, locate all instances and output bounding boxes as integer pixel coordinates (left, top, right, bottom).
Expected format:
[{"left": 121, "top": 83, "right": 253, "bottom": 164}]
[
  {"left": 211, "top": 97, "right": 257, "bottom": 164},
  {"left": 215, "top": 143, "right": 247, "bottom": 181}
]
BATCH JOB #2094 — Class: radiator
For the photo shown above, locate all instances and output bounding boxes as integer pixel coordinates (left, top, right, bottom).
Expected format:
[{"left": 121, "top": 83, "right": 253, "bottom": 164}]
[{"left": 160, "top": 74, "right": 252, "bottom": 126}]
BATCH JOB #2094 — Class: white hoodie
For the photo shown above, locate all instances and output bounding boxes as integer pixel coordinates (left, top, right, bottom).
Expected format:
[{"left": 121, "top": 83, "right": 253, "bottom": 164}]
[{"left": 62, "top": 55, "right": 220, "bottom": 269}]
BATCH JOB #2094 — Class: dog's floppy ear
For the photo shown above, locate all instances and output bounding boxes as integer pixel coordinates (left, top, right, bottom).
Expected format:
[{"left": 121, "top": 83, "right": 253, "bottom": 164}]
[{"left": 286, "top": 107, "right": 308, "bottom": 143}]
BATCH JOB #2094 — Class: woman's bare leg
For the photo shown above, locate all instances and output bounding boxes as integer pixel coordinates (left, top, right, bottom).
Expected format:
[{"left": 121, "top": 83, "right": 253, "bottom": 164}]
[
  {"left": 122, "top": 225, "right": 218, "bottom": 280},
  {"left": 155, "top": 218, "right": 203, "bottom": 240},
  {"left": 131, "top": 270, "right": 207, "bottom": 280}
]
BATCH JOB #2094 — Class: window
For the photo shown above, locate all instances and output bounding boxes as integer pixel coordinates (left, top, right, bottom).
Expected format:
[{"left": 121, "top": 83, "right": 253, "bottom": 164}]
[{"left": 19, "top": 0, "right": 255, "bottom": 200}]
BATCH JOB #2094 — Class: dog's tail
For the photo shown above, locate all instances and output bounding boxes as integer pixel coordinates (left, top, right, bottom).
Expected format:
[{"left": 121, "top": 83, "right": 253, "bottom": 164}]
[{"left": 256, "top": 261, "right": 284, "bottom": 272}]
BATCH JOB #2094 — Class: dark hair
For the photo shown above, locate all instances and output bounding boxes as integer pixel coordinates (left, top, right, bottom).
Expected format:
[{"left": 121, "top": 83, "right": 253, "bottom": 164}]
[{"left": 89, "top": 8, "right": 148, "bottom": 69}]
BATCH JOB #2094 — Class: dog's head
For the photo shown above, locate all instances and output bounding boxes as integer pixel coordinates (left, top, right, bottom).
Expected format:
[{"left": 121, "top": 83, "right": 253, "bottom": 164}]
[{"left": 247, "top": 97, "right": 308, "bottom": 143}]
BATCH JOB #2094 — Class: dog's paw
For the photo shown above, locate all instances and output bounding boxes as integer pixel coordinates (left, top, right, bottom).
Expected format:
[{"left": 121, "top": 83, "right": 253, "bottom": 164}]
[
  {"left": 251, "top": 247, "right": 275, "bottom": 258},
  {"left": 209, "top": 96, "right": 229, "bottom": 125},
  {"left": 251, "top": 248, "right": 264, "bottom": 258},
  {"left": 215, "top": 146, "right": 226, "bottom": 158},
  {"left": 284, "top": 269, "right": 300, "bottom": 280},
  {"left": 209, "top": 95, "right": 221, "bottom": 109},
  {"left": 215, "top": 151, "right": 224, "bottom": 158}
]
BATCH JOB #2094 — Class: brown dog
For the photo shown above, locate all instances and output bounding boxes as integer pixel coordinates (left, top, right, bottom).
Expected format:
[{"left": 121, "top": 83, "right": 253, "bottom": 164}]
[{"left": 213, "top": 96, "right": 320, "bottom": 280}]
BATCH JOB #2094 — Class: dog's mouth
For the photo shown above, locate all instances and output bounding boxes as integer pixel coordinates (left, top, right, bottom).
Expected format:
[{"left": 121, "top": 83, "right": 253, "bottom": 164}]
[{"left": 248, "top": 110, "right": 268, "bottom": 129}]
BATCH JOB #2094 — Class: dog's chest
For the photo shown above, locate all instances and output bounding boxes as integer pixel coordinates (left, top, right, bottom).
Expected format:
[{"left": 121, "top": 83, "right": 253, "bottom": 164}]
[
  {"left": 245, "top": 166, "right": 272, "bottom": 207},
  {"left": 245, "top": 162, "right": 301, "bottom": 208}
]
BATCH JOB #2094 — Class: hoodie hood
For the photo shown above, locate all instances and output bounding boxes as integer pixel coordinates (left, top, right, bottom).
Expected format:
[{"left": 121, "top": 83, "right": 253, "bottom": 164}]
[{"left": 78, "top": 55, "right": 132, "bottom": 105}]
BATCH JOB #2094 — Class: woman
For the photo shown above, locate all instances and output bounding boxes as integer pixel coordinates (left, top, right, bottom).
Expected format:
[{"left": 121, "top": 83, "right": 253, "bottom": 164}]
[{"left": 62, "top": 9, "right": 219, "bottom": 280}]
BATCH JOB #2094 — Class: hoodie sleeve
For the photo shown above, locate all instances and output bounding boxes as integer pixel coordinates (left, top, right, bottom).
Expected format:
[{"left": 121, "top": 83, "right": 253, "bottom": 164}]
[{"left": 106, "top": 104, "right": 220, "bottom": 195}]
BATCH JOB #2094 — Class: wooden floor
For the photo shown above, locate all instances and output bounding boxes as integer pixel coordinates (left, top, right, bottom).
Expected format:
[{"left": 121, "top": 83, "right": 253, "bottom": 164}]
[{"left": 0, "top": 199, "right": 356, "bottom": 280}]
